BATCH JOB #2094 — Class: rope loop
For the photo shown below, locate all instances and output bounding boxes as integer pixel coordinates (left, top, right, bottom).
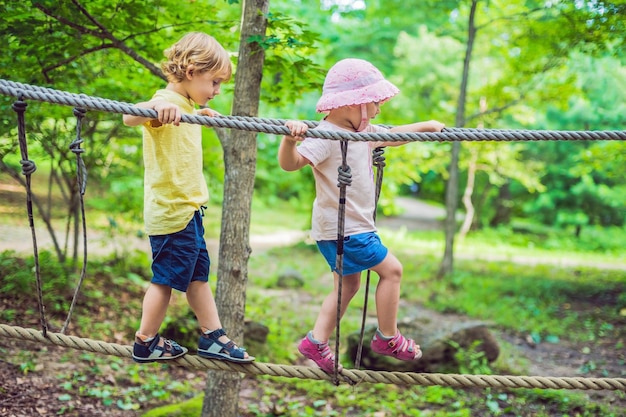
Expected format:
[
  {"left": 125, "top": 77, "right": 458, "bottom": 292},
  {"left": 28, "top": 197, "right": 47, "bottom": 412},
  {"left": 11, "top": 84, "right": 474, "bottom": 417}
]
[
  {"left": 372, "top": 147, "right": 386, "bottom": 168},
  {"left": 11, "top": 99, "right": 27, "bottom": 112},
  {"left": 337, "top": 165, "right": 352, "bottom": 187},
  {"left": 69, "top": 140, "right": 86, "bottom": 155},
  {"left": 69, "top": 107, "right": 88, "bottom": 194},
  {"left": 72, "top": 107, "right": 87, "bottom": 118},
  {"left": 20, "top": 159, "right": 37, "bottom": 175}
]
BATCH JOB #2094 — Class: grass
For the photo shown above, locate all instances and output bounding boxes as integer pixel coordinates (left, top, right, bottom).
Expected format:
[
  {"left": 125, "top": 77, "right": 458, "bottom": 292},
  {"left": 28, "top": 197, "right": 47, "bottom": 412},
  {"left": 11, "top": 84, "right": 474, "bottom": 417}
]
[
  {"left": 1, "top": 185, "right": 625, "bottom": 416},
  {"left": 380, "top": 226, "right": 625, "bottom": 269},
  {"left": 402, "top": 257, "right": 625, "bottom": 342},
  {"left": 246, "top": 242, "right": 625, "bottom": 358}
]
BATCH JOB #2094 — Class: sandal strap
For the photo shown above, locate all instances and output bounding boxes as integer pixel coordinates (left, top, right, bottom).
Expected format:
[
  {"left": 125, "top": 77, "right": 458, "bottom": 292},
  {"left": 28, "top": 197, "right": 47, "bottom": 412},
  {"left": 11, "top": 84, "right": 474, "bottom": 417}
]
[
  {"left": 146, "top": 333, "right": 161, "bottom": 351},
  {"left": 389, "top": 333, "right": 415, "bottom": 353},
  {"left": 203, "top": 329, "right": 247, "bottom": 359},
  {"left": 207, "top": 328, "right": 226, "bottom": 339},
  {"left": 317, "top": 343, "right": 334, "bottom": 359},
  {"left": 150, "top": 335, "right": 185, "bottom": 356}
]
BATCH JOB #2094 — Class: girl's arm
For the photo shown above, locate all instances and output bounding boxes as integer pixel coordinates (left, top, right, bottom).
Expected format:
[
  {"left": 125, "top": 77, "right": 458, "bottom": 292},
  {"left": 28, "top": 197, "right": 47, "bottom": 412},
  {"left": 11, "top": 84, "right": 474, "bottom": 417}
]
[
  {"left": 382, "top": 120, "right": 446, "bottom": 147},
  {"left": 278, "top": 121, "right": 311, "bottom": 171}
]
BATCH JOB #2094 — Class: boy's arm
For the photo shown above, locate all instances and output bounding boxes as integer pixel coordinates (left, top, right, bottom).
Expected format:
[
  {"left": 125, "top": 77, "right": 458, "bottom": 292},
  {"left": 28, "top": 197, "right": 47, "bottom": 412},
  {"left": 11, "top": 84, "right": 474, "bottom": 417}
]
[
  {"left": 278, "top": 121, "right": 311, "bottom": 171},
  {"left": 123, "top": 100, "right": 183, "bottom": 127},
  {"left": 382, "top": 120, "right": 446, "bottom": 147}
]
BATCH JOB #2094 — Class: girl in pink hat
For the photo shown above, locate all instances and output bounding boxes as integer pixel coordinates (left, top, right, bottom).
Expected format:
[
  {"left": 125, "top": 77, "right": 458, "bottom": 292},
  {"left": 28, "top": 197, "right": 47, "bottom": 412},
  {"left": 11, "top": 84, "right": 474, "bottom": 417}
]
[{"left": 278, "top": 58, "right": 444, "bottom": 374}]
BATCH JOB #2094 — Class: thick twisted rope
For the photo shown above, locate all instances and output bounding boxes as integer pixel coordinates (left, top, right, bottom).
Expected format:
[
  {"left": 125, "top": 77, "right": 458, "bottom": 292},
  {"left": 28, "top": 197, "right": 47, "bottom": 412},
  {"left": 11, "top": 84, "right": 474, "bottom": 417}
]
[
  {"left": 1, "top": 79, "right": 625, "bottom": 142},
  {"left": 1, "top": 324, "right": 624, "bottom": 391}
]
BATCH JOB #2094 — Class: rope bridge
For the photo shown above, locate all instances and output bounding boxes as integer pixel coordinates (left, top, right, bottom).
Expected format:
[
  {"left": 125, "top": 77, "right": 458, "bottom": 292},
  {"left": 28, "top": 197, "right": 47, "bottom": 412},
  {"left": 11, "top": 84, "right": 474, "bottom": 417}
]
[
  {"left": 1, "top": 79, "right": 625, "bottom": 392},
  {"left": 2, "top": 79, "right": 626, "bottom": 142},
  {"left": 2, "top": 324, "right": 625, "bottom": 391}
]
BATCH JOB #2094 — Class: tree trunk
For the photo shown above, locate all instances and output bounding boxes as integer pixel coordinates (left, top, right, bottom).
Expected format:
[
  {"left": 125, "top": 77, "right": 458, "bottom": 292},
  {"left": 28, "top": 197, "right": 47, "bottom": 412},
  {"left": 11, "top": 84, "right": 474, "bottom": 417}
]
[
  {"left": 201, "top": 1, "right": 268, "bottom": 417},
  {"left": 459, "top": 146, "right": 477, "bottom": 239},
  {"left": 438, "top": 0, "right": 479, "bottom": 278},
  {"left": 490, "top": 181, "right": 512, "bottom": 227},
  {"left": 439, "top": 141, "right": 460, "bottom": 278}
]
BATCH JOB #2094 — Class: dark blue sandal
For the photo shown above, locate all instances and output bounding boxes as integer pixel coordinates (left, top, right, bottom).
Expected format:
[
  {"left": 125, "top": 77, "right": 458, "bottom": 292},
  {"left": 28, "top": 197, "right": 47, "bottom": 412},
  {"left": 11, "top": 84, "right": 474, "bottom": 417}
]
[
  {"left": 132, "top": 334, "right": 188, "bottom": 363},
  {"left": 197, "top": 328, "right": 255, "bottom": 363}
]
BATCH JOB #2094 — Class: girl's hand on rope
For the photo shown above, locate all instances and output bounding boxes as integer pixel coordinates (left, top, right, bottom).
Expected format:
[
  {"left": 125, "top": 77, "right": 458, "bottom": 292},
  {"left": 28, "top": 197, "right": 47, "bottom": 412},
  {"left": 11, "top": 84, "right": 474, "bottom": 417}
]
[
  {"left": 279, "top": 121, "right": 311, "bottom": 171},
  {"left": 385, "top": 119, "right": 446, "bottom": 147},
  {"left": 423, "top": 120, "right": 446, "bottom": 132},
  {"left": 390, "top": 120, "right": 446, "bottom": 134},
  {"left": 152, "top": 100, "right": 182, "bottom": 126},
  {"left": 284, "top": 120, "right": 308, "bottom": 142}
]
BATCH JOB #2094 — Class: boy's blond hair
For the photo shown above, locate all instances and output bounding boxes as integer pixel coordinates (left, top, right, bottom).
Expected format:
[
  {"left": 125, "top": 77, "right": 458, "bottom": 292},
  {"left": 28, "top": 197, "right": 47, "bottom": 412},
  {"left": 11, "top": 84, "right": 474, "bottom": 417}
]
[{"left": 161, "top": 32, "right": 232, "bottom": 83}]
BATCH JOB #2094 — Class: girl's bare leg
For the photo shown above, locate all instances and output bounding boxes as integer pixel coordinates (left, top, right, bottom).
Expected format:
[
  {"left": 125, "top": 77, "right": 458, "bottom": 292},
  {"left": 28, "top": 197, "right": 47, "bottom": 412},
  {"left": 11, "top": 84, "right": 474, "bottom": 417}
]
[
  {"left": 369, "top": 252, "right": 403, "bottom": 337},
  {"left": 311, "top": 272, "right": 361, "bottom": 342}
]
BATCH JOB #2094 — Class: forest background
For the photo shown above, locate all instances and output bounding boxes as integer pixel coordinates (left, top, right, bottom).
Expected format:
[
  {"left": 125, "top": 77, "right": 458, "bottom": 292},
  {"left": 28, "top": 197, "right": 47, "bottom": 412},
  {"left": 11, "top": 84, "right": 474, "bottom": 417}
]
[{"left": 0, "top": 1, "right": 625, "bottom": 417}]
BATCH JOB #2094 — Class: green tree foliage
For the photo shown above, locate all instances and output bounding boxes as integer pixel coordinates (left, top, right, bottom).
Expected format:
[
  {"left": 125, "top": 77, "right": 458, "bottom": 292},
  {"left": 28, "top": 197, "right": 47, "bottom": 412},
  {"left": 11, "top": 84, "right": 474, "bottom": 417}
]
[
  {"left": 1, "top": 0, "right": 624, "bottom": 236},
  {"left": 0, "top": 0, "right": 242, "bottom": 232},
  {"left": 0, "top": 0, "right": 325, "bottom": 230},
  {"left": 518, "top": 53, "right": 626, "bottom": 232}
]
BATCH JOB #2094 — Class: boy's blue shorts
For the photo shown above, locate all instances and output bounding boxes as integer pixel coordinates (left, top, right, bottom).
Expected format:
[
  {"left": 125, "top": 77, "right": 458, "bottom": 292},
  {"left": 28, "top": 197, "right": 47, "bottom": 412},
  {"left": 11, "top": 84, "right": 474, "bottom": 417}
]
[
  {"left": 149, "top": 211, "right": 210, "bottom": 292},
  {"left": 316, "top": 232, "right": 388, "bottom": 275}
]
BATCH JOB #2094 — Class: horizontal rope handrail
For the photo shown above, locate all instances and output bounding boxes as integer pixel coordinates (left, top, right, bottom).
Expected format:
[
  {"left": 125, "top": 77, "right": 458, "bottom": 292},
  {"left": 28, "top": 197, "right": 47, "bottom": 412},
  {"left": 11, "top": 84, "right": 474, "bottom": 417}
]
[
  {"left": 1, "top": 324, "right": 625, "bottom": 391},
  {"left": 1, "top": 79, "right": 625, "bottom": 142}
]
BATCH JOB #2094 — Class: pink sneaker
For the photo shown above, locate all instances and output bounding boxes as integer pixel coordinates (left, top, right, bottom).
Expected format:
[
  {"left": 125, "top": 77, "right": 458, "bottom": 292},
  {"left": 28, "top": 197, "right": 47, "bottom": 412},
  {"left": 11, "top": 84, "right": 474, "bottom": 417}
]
[
  {"left": 371, "top": 330, "right": 422, "bottom": 361},
  {"left": 298, "top": 333, "right": 343, "bottom": 374}
]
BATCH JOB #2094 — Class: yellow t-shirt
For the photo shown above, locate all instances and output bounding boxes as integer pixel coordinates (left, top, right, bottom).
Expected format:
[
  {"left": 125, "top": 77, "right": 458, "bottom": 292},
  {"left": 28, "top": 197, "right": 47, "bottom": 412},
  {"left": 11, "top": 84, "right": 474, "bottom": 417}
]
[{"left": 142, "top": 89, "right": 208, "bottom": 235}]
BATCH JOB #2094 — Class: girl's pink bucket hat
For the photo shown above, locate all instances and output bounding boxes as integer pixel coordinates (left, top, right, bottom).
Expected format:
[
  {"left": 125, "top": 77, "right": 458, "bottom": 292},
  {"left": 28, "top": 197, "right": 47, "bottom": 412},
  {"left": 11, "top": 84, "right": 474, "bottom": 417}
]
[{"left": 316, "top": 58, "right": 399, "bottom": 113}]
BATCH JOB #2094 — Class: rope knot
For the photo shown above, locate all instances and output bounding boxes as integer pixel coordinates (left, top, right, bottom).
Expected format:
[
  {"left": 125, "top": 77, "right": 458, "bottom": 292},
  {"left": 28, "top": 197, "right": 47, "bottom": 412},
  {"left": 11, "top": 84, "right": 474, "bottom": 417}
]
[
  {"left": 73, "top": 107, "right": 87, "bottom": 118},
  {"left": 12, "top": 100, "right": 28, "bottom": 112},
  {"left": 373, "top": 147, "right": 386, "bottom": 168},
  {"left": 337, "top": 165, "right": 352, "bottom": 187},
  {"left": 20, "top": 159, "right": 37, "bottom": 176},
  {"left": 69, "top": 139, "right": 85, "bottom": 154}
]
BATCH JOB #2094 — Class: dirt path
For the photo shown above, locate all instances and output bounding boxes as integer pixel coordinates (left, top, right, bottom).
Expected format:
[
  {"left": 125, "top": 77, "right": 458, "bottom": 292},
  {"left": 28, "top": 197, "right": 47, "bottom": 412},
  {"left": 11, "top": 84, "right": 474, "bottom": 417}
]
[
  {"left": 0, "top": 221, "right": 308, "bottom": 258},
  {"left": 377, "top": 197, "right": 626, "bottom": 271},
  {"left": 5, "top": 197, "right": 624, "bottom": 270}
]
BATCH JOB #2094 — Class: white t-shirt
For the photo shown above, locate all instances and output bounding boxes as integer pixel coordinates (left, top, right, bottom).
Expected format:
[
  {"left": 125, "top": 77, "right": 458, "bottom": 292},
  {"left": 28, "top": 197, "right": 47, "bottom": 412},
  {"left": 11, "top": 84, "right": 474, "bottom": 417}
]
[{"left": 296, "top": 120, "right": 386, "bottom": 241}]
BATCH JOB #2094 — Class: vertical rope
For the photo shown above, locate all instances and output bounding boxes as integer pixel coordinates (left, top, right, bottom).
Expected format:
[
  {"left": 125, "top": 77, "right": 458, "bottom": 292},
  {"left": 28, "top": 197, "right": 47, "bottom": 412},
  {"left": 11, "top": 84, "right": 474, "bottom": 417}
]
[
  {"left": 354, "top": 147, "right": 386, "bottom": 369},
  {"left": 12, "top": 96, "right": 48, "bottom": 337},
  {"left": 61, "top": 107, "right": 89, "bottom": 333},
  {"left": 333, "top": 139, "right": 352, "bottom": 385}
]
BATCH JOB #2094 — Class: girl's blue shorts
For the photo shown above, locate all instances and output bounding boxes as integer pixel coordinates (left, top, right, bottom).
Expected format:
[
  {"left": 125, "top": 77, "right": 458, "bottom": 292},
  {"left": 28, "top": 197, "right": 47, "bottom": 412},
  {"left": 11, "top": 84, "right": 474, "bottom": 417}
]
[
  {"left": 149, "top": 211, "right": 210, "bottom": 292},
  {"left": 316, "top": 232, "right": 388, "bottom": 275}
]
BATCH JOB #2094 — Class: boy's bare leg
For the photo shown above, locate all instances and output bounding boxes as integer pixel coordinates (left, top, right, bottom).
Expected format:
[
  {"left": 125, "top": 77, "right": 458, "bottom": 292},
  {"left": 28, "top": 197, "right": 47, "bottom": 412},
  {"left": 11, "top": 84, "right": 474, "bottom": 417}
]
[
  {"left": 187, "top": 281, "right": 249, "bottom": 358},
  {"left": 138, "top": 283, "right": 172, "bottom": 337},
  {"left": 186, "top": 281, "right": 222, "bottom": 331}
]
